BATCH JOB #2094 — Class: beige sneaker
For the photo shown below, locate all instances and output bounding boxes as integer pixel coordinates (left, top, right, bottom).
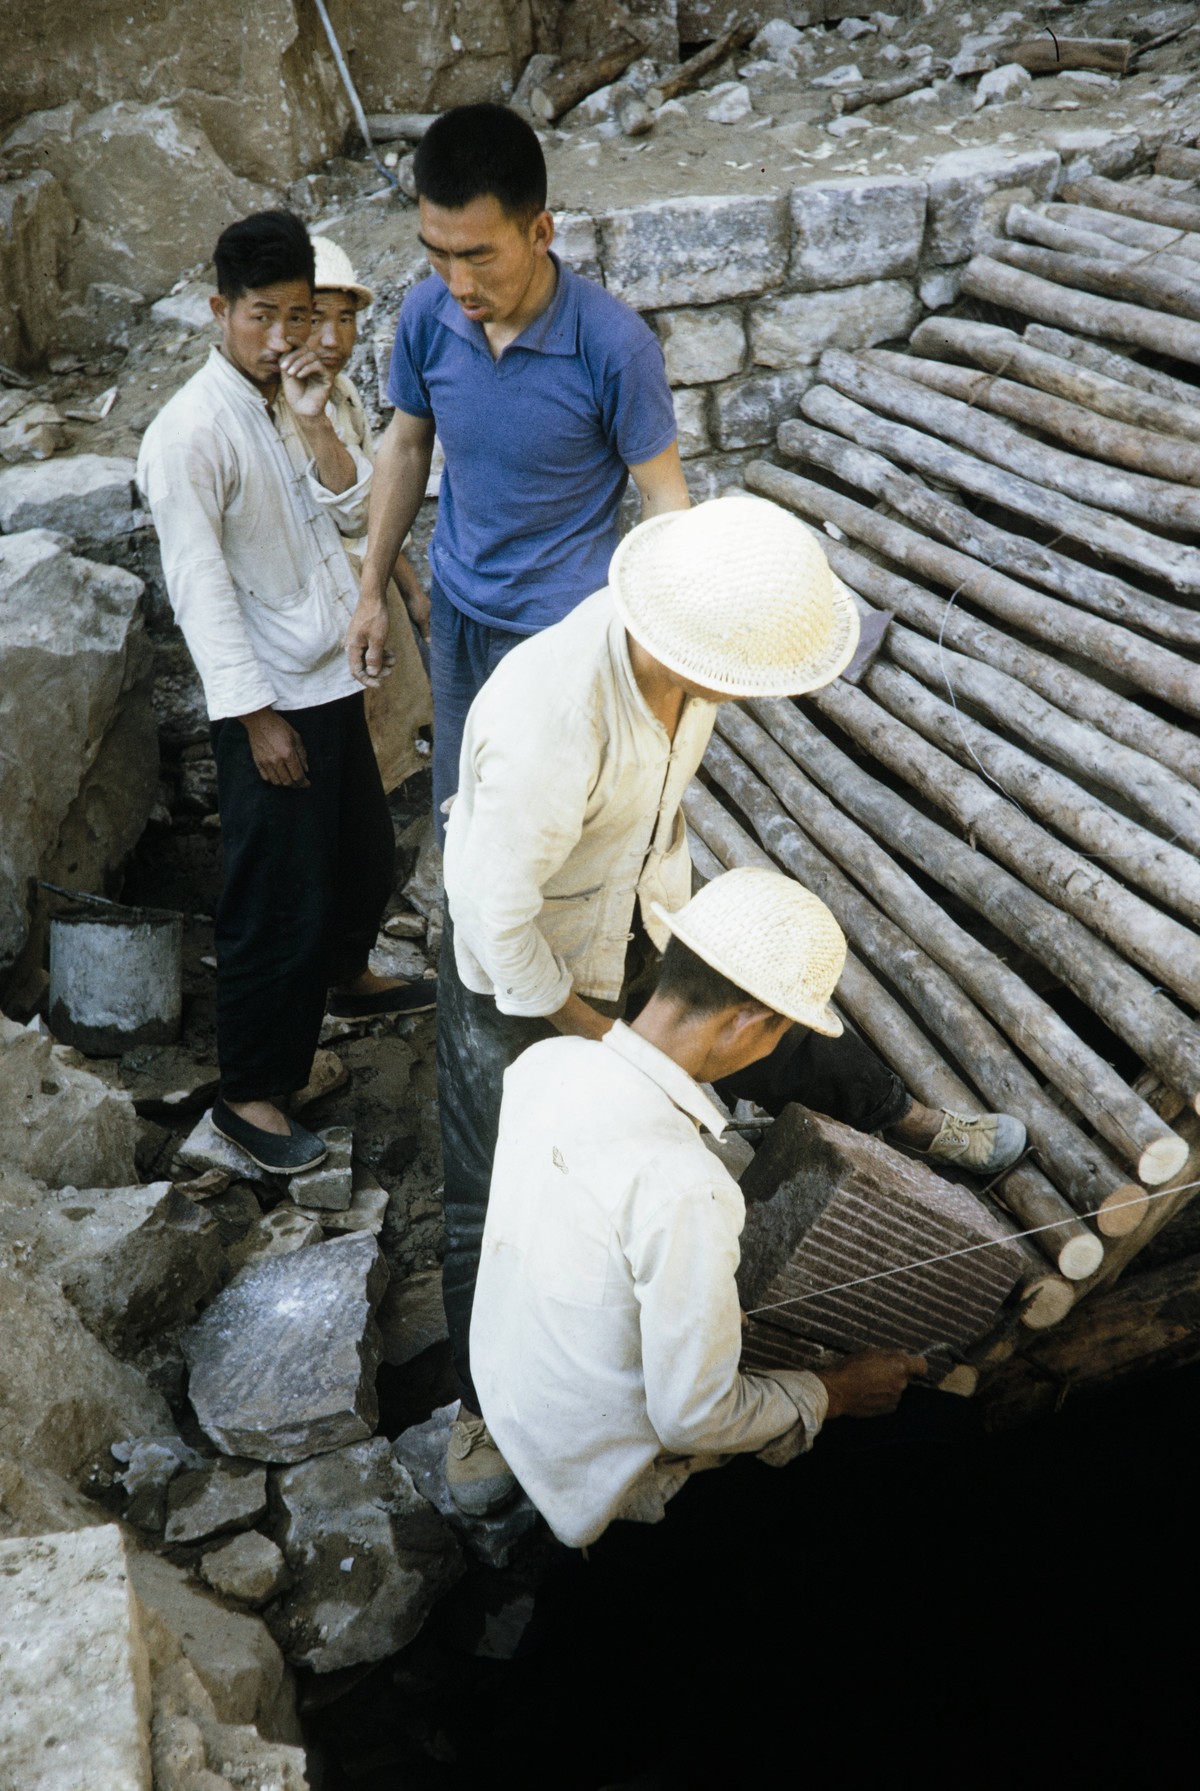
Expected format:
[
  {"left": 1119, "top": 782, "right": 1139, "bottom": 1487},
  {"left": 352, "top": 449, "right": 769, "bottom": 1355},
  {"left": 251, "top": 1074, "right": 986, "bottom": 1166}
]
[
  {"left": 923, "top": 1110, "right": 1026, "bottom": 1176},
  {"left": 445, "top": 1412, "right": 517, "bottom": 1517}
]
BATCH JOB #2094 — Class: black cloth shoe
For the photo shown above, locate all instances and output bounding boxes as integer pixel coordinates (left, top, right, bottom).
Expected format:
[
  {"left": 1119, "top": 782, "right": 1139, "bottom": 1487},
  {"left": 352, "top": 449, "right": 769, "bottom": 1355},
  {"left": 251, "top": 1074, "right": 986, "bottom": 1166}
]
[
  {"left": 326, "top": 978, "right": 438, "bottom": 1020},
  {"left": 211, "top": 1098, "right": 328, "bottom": 1174}
]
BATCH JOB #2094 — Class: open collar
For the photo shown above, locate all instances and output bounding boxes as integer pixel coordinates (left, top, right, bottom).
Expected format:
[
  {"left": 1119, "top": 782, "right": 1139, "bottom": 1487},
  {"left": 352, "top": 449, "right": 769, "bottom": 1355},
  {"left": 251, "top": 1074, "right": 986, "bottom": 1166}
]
[{"left": 603, "top": 1021, "right": 729, "bottom": 1139}]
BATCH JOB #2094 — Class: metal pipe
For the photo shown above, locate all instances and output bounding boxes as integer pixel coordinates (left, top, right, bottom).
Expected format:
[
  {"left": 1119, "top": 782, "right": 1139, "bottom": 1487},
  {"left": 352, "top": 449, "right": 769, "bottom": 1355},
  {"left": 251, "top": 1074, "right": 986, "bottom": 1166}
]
[{"left": 312, "top": 0, "right": 399, "bottom": 188}]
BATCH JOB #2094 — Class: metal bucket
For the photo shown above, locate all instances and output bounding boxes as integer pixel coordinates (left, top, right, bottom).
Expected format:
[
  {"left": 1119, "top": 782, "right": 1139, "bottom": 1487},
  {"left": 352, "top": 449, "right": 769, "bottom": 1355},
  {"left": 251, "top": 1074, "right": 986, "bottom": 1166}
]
[{"left": 48, "top": 902, "right": 183, "bottom": 1054}]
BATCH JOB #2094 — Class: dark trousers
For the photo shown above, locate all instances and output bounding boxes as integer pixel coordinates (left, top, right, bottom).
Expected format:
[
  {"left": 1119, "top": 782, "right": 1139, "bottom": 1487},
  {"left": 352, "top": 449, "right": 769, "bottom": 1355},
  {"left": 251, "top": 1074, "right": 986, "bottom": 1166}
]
[
  {"left": 437, "top": 915, "right": 909, "bottom": 1412},
  {"left": 211, "top": 691, "right": 394, "bottom": 1102},
  {"left": 428, "top": 583, "right": 525, "bottom": 848}
]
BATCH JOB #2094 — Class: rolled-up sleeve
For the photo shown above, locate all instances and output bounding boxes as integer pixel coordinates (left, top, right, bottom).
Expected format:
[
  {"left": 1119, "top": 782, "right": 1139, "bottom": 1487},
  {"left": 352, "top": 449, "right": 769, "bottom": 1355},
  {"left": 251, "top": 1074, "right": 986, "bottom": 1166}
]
[
  {"left": 447, "top": 703, "right": 600, "bottom": 1017},
  {"left": 303, "top": 441, "right": 373, "bottom": 535},
  {"left": 631, "top": 1176, "right": 827, "bottom": 1460},
  {"left": 138, "top": 426, "right": 278, "bottom": 721}
]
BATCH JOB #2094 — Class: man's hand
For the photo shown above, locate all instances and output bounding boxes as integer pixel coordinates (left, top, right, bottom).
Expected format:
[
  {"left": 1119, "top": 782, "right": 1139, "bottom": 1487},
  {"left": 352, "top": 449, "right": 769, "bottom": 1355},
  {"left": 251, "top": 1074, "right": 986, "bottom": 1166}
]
[
  {"left": 548, "top": 991, "right": 614, "bottom": 1041},
  {"left": 279, "top": 346, "right": 336, "bottom": 421},
  {"left": 346, "top": 583, "right": 396, "bottom": 686},
  {"left": 239, "top": 708, "right": 310, "bottom": 788},
  {"left": 817, "top": 1350, "right": 927, "bottom": 1421}
]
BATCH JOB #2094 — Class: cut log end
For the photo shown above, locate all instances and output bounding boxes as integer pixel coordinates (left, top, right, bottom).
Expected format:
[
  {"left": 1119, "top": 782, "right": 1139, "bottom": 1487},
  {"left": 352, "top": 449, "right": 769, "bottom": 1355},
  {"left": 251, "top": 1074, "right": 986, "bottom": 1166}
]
[
  {"left": 1096, "top": 1183, "right": 1151, "bottom": 1237},
  {"left": 934, "top": 1363, "right": 980, "bottom": 1398},
  {"left": 1019, "top": 1276, "right": 1077, "bottom": 1330},
  {"left": 1136, "top": 1131, "right": 1190, "bottom": 1187},
  {"left": 1059, "top": 1230, "right": 1106, "bottom": 1282}
]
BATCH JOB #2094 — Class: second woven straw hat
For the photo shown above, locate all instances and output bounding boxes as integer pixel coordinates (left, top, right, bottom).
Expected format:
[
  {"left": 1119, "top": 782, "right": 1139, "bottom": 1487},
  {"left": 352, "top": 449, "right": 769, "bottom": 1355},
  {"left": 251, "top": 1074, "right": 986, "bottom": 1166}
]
[
  {"left": 311, "top": 236, "right": 374, "bottom": 310},
  {"left": 609, "top": 492, "right": 859, "bottom": 698},
  {"left": 652, "top": 866, "right": 846, "bottom": 1036}
]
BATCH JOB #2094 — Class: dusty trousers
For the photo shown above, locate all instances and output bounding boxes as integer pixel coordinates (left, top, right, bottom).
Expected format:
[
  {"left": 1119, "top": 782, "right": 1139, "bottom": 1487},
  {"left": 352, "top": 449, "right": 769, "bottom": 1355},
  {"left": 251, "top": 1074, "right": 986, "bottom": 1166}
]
[
  {"left": 211, "top": 691, "right": 394, "bottom": 1102},
  {"left": 437, "top": 915, "right": 909, "bottom": 1413}
]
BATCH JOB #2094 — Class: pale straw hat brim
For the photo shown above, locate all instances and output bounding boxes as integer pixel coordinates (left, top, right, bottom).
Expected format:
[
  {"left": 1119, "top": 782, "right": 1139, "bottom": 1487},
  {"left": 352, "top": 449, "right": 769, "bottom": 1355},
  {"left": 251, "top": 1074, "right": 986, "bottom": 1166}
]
[
  {"left": 310, "top": 235, "right": 374, "bottom": 309},
  {"left": 609, "top": 499, "right": 861, "bottom": 699},
  {"left": 650, "top": 901, "right": 845, "bottom": 1036}
]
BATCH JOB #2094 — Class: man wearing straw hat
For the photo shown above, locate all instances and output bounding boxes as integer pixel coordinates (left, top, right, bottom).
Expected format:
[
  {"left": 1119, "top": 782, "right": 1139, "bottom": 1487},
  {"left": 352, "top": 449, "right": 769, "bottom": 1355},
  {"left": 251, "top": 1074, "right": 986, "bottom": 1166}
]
[
  {"left": 437, "top": 493, "right": 1024, "bottom": 1515},
  {"left": 470, "top": 866, "right": 929, "bottom": 1549}
]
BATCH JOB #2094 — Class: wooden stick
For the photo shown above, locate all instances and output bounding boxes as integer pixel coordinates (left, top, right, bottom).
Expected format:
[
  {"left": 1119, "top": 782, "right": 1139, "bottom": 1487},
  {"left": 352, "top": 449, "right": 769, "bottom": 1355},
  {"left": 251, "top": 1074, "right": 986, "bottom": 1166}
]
[
  {"left": 644, "top": 21, "right": 753, "bottom": 108},
  {"left": 1157, "top": 145, "right": 1200, "bottom": 183},
  {"left": 1000, "top": 36, "right": 1132, "bottom": 75},
  {"left": 762, "top": 437, "right": 1200, "bottom": 802},
  {"left": 531, "top": 43, "right": 645, "bottom": 122},
  {"left": 868, "top": 343, "right": 1200, "bottom": 488},
  {"left": 687, "top": 780, "right": 1144, "bottom": 1252},
  {"left": 798, "top": 372, "right": 1200, "bottom": 596},
  {"left": 740, "top": 698, "right": 1200, "bottom": 1148},
  {"left": 1063, "top": 174, "right": 1200, "bottom": 238},
  {"left": 363, "top": 112, "right": 437, "bottom": 141},
  {"left": 960, "top": 252, "right": 1200, "bottom": 368},
  {"left": 1023, "top": 322, "right": 1200, "bottom": 404},
  {"left": 988, "top": 235, "right": 1200, "bottom": 326},
  {"left": 807, "top": 673, "right": 1200, "bottom": 1015},
  {"left": 1041, "top": 201, "right": 1200, "bottom": 265},
  {"left": 861, "top": 658, "right": 1200, "bottom": 931},
  {"left": 1018, "top": 1275, "right": 1077, "bottom": 1330},
  {"left": 1072, "top": 1110, "right": 1200, "bottom": 1298},
  {"left": 911, "top": 315, "right": 1200, "bottom": 457},
  {"left": 1006, "top": 203, "right": 1200, "bottom": 290},
  {"left": 833, "top": 70, "right": 936, "bottom": 114},
  {"left": 819, "top": 345, "right": 1200, "bottom": 545},
  {"left": 696, "top": 735, "right": 1110, "bottom": 1275}
]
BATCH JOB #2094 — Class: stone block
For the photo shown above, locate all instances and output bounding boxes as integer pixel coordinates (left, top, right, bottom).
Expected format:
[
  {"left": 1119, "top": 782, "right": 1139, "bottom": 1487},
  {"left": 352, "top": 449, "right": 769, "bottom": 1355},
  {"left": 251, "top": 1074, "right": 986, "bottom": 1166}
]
[
  {"left": 0, "top": 1526, "right": 151, "bottom": 1790},
  {"left": 394, "top": 1403, "right": 540, "bottom": 1571},
  {"left": 600, "top": 194, "right": 788, "bottom": 310},
  {"left": 654, "top": 304, "right": 746, "bottom": 385},
  {"left": 672, "top": 386, "right": 711, "bottom": 459},
  {"left": 0, "top": 452, "right": 137, "bottom": 540},
  {"left": 0, "top": 171, "right": 75, "bottom": 369},
  {"left": 165, "top": 1460, "right": 269, "bottom": 1545},
  {"left": 711, "top": 367, "right": 815, "bottom": 451},
  {"left": 925, "top": 146, "right": 1061, "bottom": 264},
  {"left": 289, "top": 1125, "right": 354, "bottom": 1211},
  {"left": 0, "top": 1016, "right": 138, "bottom": 1185},
  {"left": 182, "top": 1233, "right": 389, "bottom": 1462},
  {"left": 554, "top": 209, "right": 603, "bottom": 283},
  {"left": 271, "top": 1436, "right": 464, "bottom": 1672},
  {"left": 0, "top": 1453, "right": 111, "bottom": 1541},
  {"left": 200, "top": 1531, "right": 290, "bottom": 1609},
  {"left": 225, "top": 1203, "right": 324, "bottom": 1275},
  {"left": 1046, "top": 128, "right": 1143, "bottom": 186},
  {"left": 55, "top": 281, "right": 149, "bottom": 355},
  {"left": 177, "top": 1109, "right": 267, "bottom": 1183},
  {"left": 750, "top": 281, "right": 922, "bottom": 369},
  {"left": 151, "top": 634, "right": 210, "bottom": 749},
  {"left": 150, "top": 281, "right": 217, "bottom": 332},
  {"left": 0, "top": 1176, "right": 222, "bottom": 1357},
  {"left": 789, "top": 176, "right": 927, "bottom": 290},
  {"left": 319, "top": 1164, "right": 390, "bottom": 1238},
  {"left": 377, "top": 1265, "right": 449, "bottom": 1368},
  {"left": 0, "top": 400, "right": 69, "bottom": 464}
]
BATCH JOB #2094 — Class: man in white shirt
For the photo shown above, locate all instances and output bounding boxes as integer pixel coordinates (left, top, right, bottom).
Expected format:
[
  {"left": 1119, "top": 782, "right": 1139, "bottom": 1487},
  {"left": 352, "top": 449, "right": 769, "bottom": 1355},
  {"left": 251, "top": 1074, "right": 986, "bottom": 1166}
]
[
  {"left": 438, "top": 495, "right": 1024, "bottom": 1515},
  {"left": 472, "top": 866, "right": 927, "bottom": 1549},
  {"left": 138, "top": 212, "right": 434, "bottom": 1175}
]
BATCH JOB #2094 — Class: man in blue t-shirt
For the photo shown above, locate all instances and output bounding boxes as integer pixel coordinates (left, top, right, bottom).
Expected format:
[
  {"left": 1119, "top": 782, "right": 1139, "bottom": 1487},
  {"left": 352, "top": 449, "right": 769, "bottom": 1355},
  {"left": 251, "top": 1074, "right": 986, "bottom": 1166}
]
[{"left": 346, "top": 102, "right": 689, "bottom": 840}]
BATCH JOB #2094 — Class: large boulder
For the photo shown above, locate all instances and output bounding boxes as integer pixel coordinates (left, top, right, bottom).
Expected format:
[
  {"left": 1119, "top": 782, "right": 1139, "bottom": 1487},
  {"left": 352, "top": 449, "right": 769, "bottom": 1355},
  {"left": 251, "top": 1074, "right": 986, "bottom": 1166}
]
[
  {"left": 0, "top": 530, "right": 157, "bottom": 988},
  {"left": 327, "top": 0, "right": 536, "bottom": 115},
  {"left": 0, "top": 170, "right": 74, "bottom": 368},
  {"left": 0, "top": 452, "right": 137, "bottom": 540},
  {"left": 270, "top": 1436, "right": 464, "bottom": 1671},
  {"left": 0, "top": 1024, "right": 138, "bottom": 1186},
  {"left": 0, "top": 1253, "right": 172, "bottom": 1481},
  {"left": 182, "top": 1233, "right": 389, "bottom": 1462}
]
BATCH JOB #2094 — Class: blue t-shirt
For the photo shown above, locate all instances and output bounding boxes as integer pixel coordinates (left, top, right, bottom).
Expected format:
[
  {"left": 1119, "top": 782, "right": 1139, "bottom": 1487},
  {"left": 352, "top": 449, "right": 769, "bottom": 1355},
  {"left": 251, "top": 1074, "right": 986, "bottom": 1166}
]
[{"left": 387, "top": 255, "right": 677, "bottom": 633}]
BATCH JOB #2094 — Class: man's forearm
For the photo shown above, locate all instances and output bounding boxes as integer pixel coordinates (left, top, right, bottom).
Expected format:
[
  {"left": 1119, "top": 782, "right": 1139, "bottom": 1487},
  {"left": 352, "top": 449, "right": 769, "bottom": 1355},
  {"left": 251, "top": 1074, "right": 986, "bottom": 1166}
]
[
  {"left": 362, "top": 431, "right": 433, "bottom": 597},
  {"left": 294, "top": 412, "right": 356, "bottom": 495}
]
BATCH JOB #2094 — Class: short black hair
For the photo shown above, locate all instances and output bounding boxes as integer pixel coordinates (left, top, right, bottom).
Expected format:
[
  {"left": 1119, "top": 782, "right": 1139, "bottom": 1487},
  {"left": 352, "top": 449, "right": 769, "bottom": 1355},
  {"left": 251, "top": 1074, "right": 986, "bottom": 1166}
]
[
  {"left": 414, "top": 103, "right": 547, "bottom": 220},
  {"left": 213, "top": 211, "right": 315, "bottom": 302},
  {"left": 655, "top": 936, "right": 772, "bottom": 1019}
]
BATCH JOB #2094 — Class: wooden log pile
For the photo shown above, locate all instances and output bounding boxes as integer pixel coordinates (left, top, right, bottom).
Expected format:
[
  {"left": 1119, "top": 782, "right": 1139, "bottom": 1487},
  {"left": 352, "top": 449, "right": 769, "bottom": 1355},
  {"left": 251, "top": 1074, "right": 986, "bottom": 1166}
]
[{"left": 696, "top": 168, "right": 1200, "bottom": 1408}]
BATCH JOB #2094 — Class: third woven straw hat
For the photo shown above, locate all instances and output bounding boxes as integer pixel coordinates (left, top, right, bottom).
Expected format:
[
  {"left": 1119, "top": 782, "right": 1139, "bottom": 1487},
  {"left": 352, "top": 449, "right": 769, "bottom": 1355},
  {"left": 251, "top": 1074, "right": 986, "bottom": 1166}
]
[
  {"left": 652, "top": 866, "right": 846, "bottom": 1037},
  {"left": 311, "top": 236, "right": 374, "bottom": 309},
  {"left": 609, "top": 492, "right": 859, "bottom": 698}
]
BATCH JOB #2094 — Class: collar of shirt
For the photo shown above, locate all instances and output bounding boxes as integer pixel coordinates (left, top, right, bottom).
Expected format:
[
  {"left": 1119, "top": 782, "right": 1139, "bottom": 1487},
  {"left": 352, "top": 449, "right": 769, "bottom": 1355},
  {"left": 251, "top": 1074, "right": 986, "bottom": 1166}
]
[
  {"left": 602, "top": 1021, "right": 730, "bottom": 1139},
  {"left": 203, "top": 344, "right": 279, "bottom": 416},
  {"left": 431, "top": 252, "right": 579, "bottom": 359},
  {"left": 605, "top": 595, "right": 706, "bottom": 748}
]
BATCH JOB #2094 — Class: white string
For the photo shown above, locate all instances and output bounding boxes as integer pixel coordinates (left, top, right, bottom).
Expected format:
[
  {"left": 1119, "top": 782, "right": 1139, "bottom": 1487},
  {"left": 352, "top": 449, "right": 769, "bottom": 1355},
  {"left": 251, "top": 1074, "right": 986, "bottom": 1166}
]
[{"left": 743, "top": 1177, "right": 1200, "bottom": 1319}]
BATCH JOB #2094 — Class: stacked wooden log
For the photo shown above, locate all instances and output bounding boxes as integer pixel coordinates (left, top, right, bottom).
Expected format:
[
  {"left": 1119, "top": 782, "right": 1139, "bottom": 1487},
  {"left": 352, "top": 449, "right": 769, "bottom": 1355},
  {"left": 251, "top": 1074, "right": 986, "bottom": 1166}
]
[{"left": 698, "top": 167, "right": 1200, "bottom": 1390}]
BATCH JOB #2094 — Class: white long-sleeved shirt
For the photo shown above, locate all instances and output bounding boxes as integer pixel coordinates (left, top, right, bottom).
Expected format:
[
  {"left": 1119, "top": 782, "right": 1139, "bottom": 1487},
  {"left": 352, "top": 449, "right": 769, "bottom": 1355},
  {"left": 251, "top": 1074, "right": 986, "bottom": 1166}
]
[
  {"left": 471, "top": 1022, "right": 829, "bottom": 1549},
  {"left": 136, "top": 347, "right": 370, "bottom": 719},
  {"left": 442, "top": 589, "right": 717, "bottom": 1015}
]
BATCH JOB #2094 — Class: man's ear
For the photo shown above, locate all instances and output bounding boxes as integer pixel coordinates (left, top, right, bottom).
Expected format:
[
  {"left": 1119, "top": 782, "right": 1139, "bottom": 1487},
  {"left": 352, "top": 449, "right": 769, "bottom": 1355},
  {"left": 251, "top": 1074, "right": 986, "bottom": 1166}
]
[
  {"left": 723, "top": 1003, "right": 787, "bottom": 1053},
  {"left": 210, "top": 292, "right": 228, "bottom": 323},
  {"left": 531, "top": 209, "right": 555, "bottom": 255}
]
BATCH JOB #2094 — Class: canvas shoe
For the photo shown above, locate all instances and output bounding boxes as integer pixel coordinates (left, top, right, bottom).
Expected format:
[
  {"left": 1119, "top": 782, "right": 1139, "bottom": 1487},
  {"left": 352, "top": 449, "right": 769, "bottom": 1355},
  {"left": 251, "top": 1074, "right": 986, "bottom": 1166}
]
[
  {"left": 445, "top": 1412, "right": 517, "bottom": 1517},
  {"left": 922, "top": 1110, "right": 1027, "bottom": 1176}
]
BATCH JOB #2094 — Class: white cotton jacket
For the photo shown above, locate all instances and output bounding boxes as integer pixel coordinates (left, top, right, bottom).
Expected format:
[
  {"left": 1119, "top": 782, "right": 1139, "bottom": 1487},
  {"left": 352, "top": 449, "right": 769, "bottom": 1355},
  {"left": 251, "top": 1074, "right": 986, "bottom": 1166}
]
[
  {"left": 442, "top": 589, "right": 717, "bottom": 1015},
  {"left": 471, "top": 1022, "right": 829, "bottom": 1549},
  {"left": 137, "top": 347, "right": 370, "bottom": 720}
]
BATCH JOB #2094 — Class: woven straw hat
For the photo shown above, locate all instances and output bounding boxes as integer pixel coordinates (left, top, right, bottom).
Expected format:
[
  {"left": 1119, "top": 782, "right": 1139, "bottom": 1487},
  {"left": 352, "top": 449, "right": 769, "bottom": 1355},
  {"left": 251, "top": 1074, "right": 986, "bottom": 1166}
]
[
  {"left": 311, "top": 236, "right": 374, "bottom": 309},
  {"left": 609, "top": 493, "right": 859, "bottom": 698},
  {"left": 652, "top": 867, "right": 846, "bottom": 1035}
]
